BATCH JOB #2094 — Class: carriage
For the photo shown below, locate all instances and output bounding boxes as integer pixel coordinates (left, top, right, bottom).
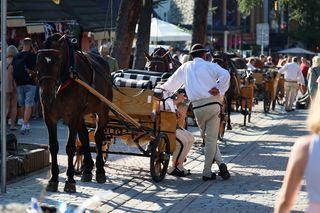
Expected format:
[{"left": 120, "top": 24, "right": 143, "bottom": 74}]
[
  {"left": 73, "top": 69, "right": 177, "bottom": 182},
  {"left": 251, "top": 68, "right": 281, "bottom": 112}
]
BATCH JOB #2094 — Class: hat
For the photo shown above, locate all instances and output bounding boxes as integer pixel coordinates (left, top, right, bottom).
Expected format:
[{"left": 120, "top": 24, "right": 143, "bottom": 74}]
[{"left": 189, "top": 43, "right": 209, "bottom": 54}]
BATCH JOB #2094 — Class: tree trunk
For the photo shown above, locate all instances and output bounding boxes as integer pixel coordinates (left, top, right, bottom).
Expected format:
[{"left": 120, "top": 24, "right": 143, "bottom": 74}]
[
  {"left": 112, "top": 0, "right": 141, "bottom": 69},
  {"left": 133, "top": 0, "right": 152, "bottom": 70},
  {"left": 191, "top": 0, "right": 209, "bottom": 45}
]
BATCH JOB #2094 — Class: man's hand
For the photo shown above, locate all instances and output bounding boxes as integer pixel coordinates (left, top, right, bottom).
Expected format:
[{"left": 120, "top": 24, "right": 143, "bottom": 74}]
[{"left": 208, "top": 87, "right": 220, "bottom": 96}]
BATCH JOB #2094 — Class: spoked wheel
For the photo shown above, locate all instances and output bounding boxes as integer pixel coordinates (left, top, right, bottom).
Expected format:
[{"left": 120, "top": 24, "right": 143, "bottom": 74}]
[
  {"left": 150, "top": 133, "right": 170, "bottom": 182},
  {"left": 264, "top": 91, "right": 271, "bottom": 113},
  {"left": 74, "top": 139, "right": 84, "bottom": 175}
]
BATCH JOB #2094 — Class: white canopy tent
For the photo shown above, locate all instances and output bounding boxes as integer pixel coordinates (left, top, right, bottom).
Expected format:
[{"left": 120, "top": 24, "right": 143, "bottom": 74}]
[
  {"left": 149, "top": 17, "right": 191, "bottom": 42},
  {"left": 277, "top": 47, "right": 316, "bottom": 55}
]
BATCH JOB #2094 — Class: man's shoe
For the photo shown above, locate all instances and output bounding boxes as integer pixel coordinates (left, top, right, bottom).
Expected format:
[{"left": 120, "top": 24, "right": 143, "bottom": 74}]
[
  {"left": 202, "top": 173, "right": 216, "bottom": 181},
  {"left": 218, "top": 163, "right": 230, "bottom": 180}
]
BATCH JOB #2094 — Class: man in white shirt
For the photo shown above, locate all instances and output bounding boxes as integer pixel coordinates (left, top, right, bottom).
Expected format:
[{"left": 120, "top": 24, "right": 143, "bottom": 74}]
[
  {"left": 278, "top": 57, "right": 305, "bottom": 111},
  {"left": 161, "top": 44, "right": 231, "bottom": 181}
]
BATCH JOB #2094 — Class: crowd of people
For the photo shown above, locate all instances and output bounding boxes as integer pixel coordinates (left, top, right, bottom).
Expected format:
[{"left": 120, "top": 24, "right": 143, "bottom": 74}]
[{"left": 4, "top": 38, "right": 38, "bottom": 134}]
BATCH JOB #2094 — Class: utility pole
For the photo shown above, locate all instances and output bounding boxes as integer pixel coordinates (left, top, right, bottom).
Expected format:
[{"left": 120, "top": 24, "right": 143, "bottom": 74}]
[{"left": 1, "top": 0, "right": 8, "bottom": 193}]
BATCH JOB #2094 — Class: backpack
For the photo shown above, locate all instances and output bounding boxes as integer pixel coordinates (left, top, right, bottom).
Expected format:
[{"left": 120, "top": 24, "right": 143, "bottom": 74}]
[{"left": 12, "top": 52, "right": 35, "bottom": 85}]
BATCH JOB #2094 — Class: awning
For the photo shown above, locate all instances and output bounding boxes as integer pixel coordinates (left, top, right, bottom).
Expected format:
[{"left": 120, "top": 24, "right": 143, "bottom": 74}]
[
  {"left": 277, "top": 47, "right": 316, "bottom": 55},
  {"left": 26, "top": 23, "right": 44, "bottom": 34},
  {"left": 7, "top": 16, "right": 26, "bottom": 27}
]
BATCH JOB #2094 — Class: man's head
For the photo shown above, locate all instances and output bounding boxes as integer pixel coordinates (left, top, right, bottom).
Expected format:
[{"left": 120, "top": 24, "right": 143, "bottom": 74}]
[
  {"left": 189, "top": 43, "right": 209, "bottom": 59},
  {"left": 301, "top": 57, "right": 307, "bottom": 63},
  {"left": 99, "top": 43, "right": 112, "bottom": 57},
  {"left": 292, "top": 57, "right": 298, "bottom": 63},
  {"left": 22, "top": 37, "right": 33, "bottom": 52}
]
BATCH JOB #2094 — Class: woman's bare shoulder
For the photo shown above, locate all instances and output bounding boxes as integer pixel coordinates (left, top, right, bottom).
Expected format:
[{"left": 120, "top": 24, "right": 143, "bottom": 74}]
[{"left": 292, "top": 135, "right": 313, "bottom": 157}]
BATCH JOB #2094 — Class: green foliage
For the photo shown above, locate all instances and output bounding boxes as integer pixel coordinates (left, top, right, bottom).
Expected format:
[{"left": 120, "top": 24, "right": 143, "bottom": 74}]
[{"left": 238, "top": 0, "right": 262, "bottom": 15}]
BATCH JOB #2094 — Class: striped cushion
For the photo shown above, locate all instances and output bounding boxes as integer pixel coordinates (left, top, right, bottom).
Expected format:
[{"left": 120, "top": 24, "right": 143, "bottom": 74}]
[
  {"left": 112, "top": 69, "right": 172, "bottom": 88},
  {"left": 113, "top": 77, "right": 152, "bottom": 89}
]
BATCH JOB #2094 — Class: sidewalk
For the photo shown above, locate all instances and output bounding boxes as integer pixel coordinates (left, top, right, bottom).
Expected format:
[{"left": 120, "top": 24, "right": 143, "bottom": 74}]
[{"left": 0, "top": 103, "right": 309, "bottom": 212}]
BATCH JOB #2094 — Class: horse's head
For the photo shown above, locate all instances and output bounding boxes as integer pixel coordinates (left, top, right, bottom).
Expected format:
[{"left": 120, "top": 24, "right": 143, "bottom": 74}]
[
  {"left": 144, "top": 47, "right": 181, "bottom": 72},
  {"left": 36, "top": 33, "right": 69, "bottom": 103}
]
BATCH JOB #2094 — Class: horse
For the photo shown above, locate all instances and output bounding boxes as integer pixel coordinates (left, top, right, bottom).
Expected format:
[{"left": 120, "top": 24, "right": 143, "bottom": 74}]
[
  {"left": 35, "top": 33, "right": 112, "bottom": 193},
  {"left": 211, "top": 52, "right": 243, "bottom": 132},
  {"left": 144, "top": 47, "right": 181, "bottom": 73}
]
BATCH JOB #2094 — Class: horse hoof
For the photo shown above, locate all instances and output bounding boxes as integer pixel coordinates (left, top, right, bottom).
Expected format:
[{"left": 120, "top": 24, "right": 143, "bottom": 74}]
[
  {"left": 81, "top": 173, "right": 93, "bottom": 182},
  {"left": 96, "top": 173, "right": 106, "bottom": 184},
  {"left": 227, "top": 125, "right": 232, "bottom": 130},
  {"left": 46, "top": 181, "right": 58, "bottom": 192},
  {"left": 64, "top": 182, "right": 76, "bottom": 193}
]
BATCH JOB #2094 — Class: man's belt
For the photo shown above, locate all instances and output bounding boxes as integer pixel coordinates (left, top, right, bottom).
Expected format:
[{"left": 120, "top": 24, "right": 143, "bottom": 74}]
[
  {"left": 285, "top": 80, "right": 297, "bottom": 83},
  {"left": 192, "top": 102, "right": 222, "bottom": 110}
]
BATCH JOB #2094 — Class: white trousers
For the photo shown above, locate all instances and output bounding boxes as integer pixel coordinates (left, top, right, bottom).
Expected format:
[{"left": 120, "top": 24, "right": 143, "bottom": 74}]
[
  {"left": 284, "top": 81, "right": 298, "bottom": 110},
  {"left": 168, "top": 128, "right": 194, "bottom": 173},
  {"left": 193, "top": 96, "right": 224, "bottom": 177}
]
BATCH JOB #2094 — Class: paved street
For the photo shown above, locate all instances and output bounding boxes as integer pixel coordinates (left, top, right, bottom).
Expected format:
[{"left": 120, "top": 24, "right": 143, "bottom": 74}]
[{"left": 0, "top": 103, "right": 309, "bottom": 212}]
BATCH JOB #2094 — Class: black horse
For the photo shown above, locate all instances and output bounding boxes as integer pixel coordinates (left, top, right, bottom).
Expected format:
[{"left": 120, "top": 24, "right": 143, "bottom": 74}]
[{"left": 35, "top": 33, "right": 112, "bottom": 193}]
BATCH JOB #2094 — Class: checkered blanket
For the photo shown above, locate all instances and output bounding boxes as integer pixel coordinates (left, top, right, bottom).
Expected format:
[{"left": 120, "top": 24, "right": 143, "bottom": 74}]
[
  {"left": 112, "top": 69, "right": 172, "bottom": 89},
  {"left": 113, "top": 77, "right": 152, "bottom": 89}
]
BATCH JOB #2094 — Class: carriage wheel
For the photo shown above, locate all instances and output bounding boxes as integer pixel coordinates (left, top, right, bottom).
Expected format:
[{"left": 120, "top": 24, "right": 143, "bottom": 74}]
[
  {"left": 264, "top": 91, "right": 271, "bottom": 113},
  {"left": 150, "top": 133, "right": 170, "bottom": 182}
]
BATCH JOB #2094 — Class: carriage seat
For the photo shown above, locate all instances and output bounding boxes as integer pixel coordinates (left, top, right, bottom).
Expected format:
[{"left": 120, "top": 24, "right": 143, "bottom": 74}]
[
  {"left": 112, "top": 69, "right": 172, "bottom": 89},
  {"left": 113, "top": 77, "right": 152, "bottom": 89}
]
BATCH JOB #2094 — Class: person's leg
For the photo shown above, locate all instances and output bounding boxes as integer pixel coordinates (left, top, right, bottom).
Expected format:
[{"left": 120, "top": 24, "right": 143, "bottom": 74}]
[
  {"left": 284, "top": 82, "right": 291, "bottom": 110},
  {"left": 9, "top": 92, "right": 17, "bottom": 129},
  {"left": 194, "top": 105, "right": 220, "bottom": 178},
  {"left": 23, "top": 85, "right": 36, "bottom": 131},
  {"left": 214, "top": 145, "right": 223, "bottom": 166},
  {"left": 16, "top": 86, "right": 25, "bottom": 126},
  {"left": 289, "top": 83, "right": 298, "bottom": 110},
  {"left": 175, "top": 129, "right": 194, "bottom": 172}
]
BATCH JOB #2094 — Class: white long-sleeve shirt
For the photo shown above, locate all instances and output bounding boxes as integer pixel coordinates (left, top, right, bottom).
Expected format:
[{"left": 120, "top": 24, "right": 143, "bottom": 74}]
[
  {"left": 278, "top": 62, "right": 305, "bottom": 85},
  {"left": 161, "top": 57, "right": 230, "bottom": 102}
]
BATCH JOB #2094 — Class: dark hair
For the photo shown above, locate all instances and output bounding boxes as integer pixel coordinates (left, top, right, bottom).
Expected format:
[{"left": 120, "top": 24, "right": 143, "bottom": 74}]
[{"left": 191, "top": 52, "right": 205, "bottom": 58}]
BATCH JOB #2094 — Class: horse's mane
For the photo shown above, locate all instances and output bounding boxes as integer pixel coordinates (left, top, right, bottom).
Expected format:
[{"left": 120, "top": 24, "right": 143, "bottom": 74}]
[{"left": 44, "top": 33, "right": 63, "bottom": 49}]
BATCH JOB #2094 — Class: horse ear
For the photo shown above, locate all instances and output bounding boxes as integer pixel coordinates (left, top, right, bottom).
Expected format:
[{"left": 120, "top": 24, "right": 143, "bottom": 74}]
[{"left": 144, "top": 52, "right": 152, "bottom": 61}]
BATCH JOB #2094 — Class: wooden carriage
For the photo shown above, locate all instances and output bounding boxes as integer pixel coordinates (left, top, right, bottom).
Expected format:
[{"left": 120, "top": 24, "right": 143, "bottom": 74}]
[
  {"left": 251, "top": 69, "right": 280, "bottom": 112},
  {"left": 74, "top": 70, "right": 177, "bottom": 182}
]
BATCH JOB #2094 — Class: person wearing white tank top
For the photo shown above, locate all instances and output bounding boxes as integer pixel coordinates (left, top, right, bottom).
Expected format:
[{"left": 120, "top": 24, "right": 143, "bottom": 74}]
[{"left": 275, "top": 91, "right": 320, "bottom": 213}]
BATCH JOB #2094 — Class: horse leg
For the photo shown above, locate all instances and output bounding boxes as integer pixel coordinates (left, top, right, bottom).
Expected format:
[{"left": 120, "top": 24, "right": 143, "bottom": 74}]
[
  {"left": 45, "top": 118, "right": 59, "bottom": 192},
  {"left": 95, "top": 115, "right": 107, "bottom": 184},
  {"left": 78, "top": 120, "right": 94, "bottom": 182},
  {"left": 226, "top": 97, "right": 232, "bottom": 130},
  {"left": 64, "top": 120, "right": 78, "bottom": 193}
]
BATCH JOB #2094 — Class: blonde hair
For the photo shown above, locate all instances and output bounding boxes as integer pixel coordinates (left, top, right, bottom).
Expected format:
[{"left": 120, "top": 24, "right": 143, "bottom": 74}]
[
  {"left": 307, "top": 90, "right": 320, "bottom": 134},
  {"left": 6, "top": 45, "right": 18, "bottom": 57},
  {"left": 312, "top": 56, "right": 320, "bottom": 68}
]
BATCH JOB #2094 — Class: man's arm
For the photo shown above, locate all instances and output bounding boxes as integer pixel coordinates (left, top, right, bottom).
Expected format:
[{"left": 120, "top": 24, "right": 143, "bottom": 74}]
[
  {"left": 161, "top": 66, "right": 185, "bottom": 93},
  {"left": 278, "top": 64, "right": 287, "bottom": 74},
  {"left": 214, "top": 64, "right": 230, "bottom": 95}
]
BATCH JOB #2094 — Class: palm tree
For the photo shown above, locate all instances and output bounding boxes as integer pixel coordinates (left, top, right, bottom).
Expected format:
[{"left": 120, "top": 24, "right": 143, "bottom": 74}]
[
  {"left": 192, "top": 0, "right": 209, "bottom": 45},
  {"left": 112, "top": 0, "right": 141, "bottom": 69},
  {"left": 133, "top": 0, "right": 153, "bottom": 69}
]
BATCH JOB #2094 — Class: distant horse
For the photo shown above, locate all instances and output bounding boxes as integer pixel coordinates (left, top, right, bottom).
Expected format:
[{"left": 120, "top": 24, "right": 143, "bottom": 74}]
[
  {"left": 211, "top": 52, "right": 243, "bottom": 132},
  {"left": 35, "top": 33, "right": 112, "bottom": 193},
  {"left": 144, "top": 47, "right": 181, "bottom": 73}
]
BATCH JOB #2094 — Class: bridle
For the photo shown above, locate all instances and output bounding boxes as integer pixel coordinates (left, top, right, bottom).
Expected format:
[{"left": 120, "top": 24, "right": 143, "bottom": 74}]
[{"left": 36, "top": 49, "right": 63, "bottom": 85}]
